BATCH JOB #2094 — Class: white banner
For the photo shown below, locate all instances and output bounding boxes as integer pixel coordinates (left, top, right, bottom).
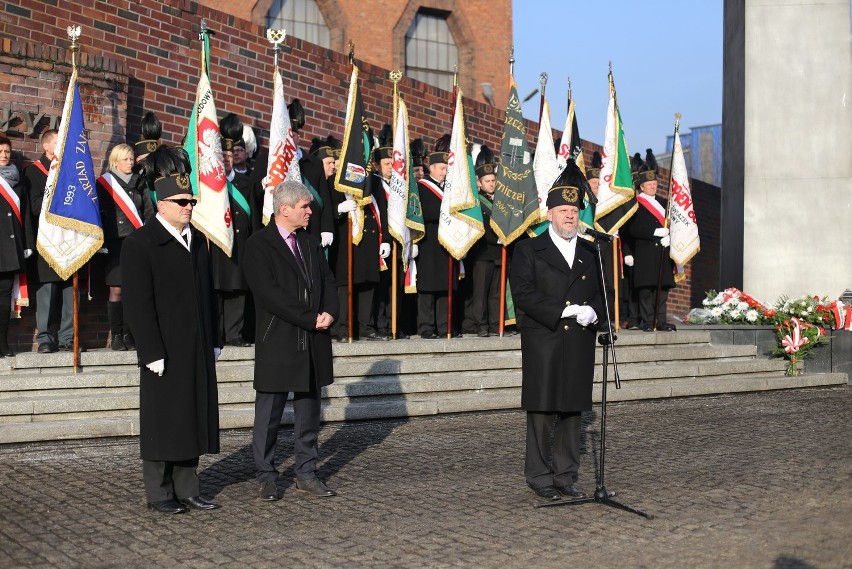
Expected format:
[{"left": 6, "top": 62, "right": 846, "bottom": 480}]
[
  {"left": 533, "top": 98, "right": 559, "bottom": 221},
  {"left": 388, "top": 98, "right": 412, "bottom": 265},
  {"left": 262, "top": 66, "right": 302, "bottom": 225},
  {"left": 668, "top": 130, "right": 700, "bottom": 266}
]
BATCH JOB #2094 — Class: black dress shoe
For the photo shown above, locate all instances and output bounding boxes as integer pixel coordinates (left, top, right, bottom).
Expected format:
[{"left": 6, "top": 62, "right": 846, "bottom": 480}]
[
  {"left": 640, "top": 324, "right": 654, "bottom": 332},
  {"left": 179, "top": 496, "right": 221, "bottom": 510},
  {"left": 123, "top": 333, "right": 136, "bottom": 350},
  {"left": 555, "top": 484, "right": 586, "bottom": 498},
  {"left": 295, "top": 478, "right": 336, "bottom": 497},
  {"left": 659, "top": 323, "right": 677, "bottom": 332},
  {"left": 530, "top": 485, "right": 561, "bottom": 500},
  {"left": 477, "top": 330, "right": 490, "bottom": 337},
  {"left": 37, "top": 344, "right": 56, "bottom": 354},
  {"left": 147, "top": 499, "right": 188, "bottom": 514},
  {"left": 395, "top": 332, "right": 410, "bottom": 340},
  {"left": 364, "top": 332, "right": 389, "bottom": 341},
  {"left": 111, "top": 335, "right": 127, "bottom": 351},
  {"left": 58, "top": 343, "right": 74, "bottom": 351},
  {"left": 226, "top": 340, "right": 252, "bottom": 347},
  {"left": 258, "top": 480, "right": 279, "bottom": 501},
  {"left": 420, "top": 331, "right": 438, "bottom": 339},
  {"left": 0, "top": 344, "right": 13, "bottom": 357}
]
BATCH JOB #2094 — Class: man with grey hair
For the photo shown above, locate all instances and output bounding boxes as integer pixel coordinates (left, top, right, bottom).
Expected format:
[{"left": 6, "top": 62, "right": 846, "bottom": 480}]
[{"left": 243, "top": 180, "right": 339, "bottom": 501}]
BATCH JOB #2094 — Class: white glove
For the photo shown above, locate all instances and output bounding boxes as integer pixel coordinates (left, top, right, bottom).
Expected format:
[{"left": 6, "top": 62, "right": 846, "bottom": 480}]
[
  {"left": 23, "top": 249, "right": 33, "bottom": 259},
  {"left": 379, "top": 243, "right": 391, "bottom": 258},
  {"left": 411, "top": 244, "right": 419, "bottom": 259},
  {"left": 624, "top": 255, "right": 634, "bottom": 267},
  {"left": 337, "top": 200, "right": 357, "bottom": 214},
  {"left": 576, "top": 306, "right": 598, "bottom": 327},
  {"left": 561, "top": 304, "right": 581, "bottom": 319},
  {"left": 497, "top": 239, "right": 502, "bottom": 245},
  {"left": 320, "top": 232, "right": 334, "bottom": 247},
  {"left": 653, "top": 227, "right": 669, "bottom": 237},
  {"left": 97, "top": 247, "right": 109, "bottom": 254},
  {"left": 660, "top": 236, "right": 671, "bottom": 247},
  {"left": 213, "top": 347, "right": 221, "bottom": 361},
  {"left": 146, "top": 359, "right": 165, "bottom": 376}
]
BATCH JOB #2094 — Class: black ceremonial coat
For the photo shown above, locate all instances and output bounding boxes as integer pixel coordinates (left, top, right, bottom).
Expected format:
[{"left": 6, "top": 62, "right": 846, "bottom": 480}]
[
  {"left": 243, "top": 222, "right": 338, "bottom": 393},
  {"left": 300, "top": 153, "right": 334, "bottom": 238},
  {"left": 96, "top": 171, "right": 154, "bottom": 240},
  {"left": 212, "top": 172, "right": 254, "bottom": 291},
  {"left": 329, "top": 174, "right": 388, "bottom": 285},
  {"left": 510, "top": 231, "right": 603, "bottom": 413},
  {"left": 121, "top": 220, "right": 220, "bottom": 462},
  {"left": 23, "top": 155, "right": 66, "bottom": 283},
  {"left": 466, "top": 192, "right": 502, "bottom": 266},
  {"left": 623, "top": 197, "right": 676, "bottom": 290},
  {"left": 0, "top": 170, "right": 32, "bottom": 274},
  {"left": 416, "top": 176, "right": 454, "bottom": 292}
]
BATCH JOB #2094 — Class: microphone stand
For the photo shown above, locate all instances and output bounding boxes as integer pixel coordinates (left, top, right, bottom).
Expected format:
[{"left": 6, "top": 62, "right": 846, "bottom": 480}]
[{"left": 534, "top": 236, "right": 652, "bottom": 519}]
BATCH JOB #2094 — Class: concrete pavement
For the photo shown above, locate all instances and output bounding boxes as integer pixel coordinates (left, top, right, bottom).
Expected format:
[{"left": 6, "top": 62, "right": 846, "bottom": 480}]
[{"left": 0, "top": 387, "right": 849, "bottom": 568}]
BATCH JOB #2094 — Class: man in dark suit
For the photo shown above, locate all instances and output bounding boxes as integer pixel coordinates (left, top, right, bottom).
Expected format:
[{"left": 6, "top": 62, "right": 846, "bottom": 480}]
[
  {"left": 243, "top": 180, "right": 339, "bottom": 501},
  {"left": 122, "top": 146, "right": 222, "bottom": 514},
  {"left": 510, "top": 159, "right": 603, "bottom": 501}
]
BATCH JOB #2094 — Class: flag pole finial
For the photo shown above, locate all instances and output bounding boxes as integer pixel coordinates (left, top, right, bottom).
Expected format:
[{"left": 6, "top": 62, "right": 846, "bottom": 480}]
[
  {"left": 674, "top": 113, "right": 682, "bottom": 134},
  {"left": 509, "top": 45, "right": 515, "bottom": 75},
  {"left": 266, "top": 28, "right": 286, "bottom": 68},
  {"left": 348, "top": 40, "right": 355, "bottom": 65},
  {"left": 67, "top": 25, "right": 81, "bottom": 69}
]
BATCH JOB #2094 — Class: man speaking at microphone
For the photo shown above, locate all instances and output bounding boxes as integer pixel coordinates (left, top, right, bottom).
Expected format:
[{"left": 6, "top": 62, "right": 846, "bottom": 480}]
[{"left": 510, "top": 158, "right": 604, "bottom": 501}]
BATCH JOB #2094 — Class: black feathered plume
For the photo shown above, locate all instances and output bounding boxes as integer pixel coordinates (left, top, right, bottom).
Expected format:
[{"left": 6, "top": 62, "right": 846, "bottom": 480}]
[
  {"left": 219, "top": 113, "right": 243, "bottom": 144},
  {"left": 141, "top": 111, "right": 162, "bottom": 140},
  {"left": 141, "top": 145, "right": 191, "bottom": 186},
  {"left": 475, "top": 144, "right": 495, "bottom": 168},
  {"left": 644, "top": 148, "right": 657, "bottom": 172},
  {"left": 378, "top": 124, "right": 393, "bottom": 148},
  {"left": 591, "top": 151, "right": 602, "bottom": 170},
  {"left": 434, "top": 134, "right": 451, "bottom": 153},
  {"left": 288, "top": 99, "right": 305, "bottom": 132}
]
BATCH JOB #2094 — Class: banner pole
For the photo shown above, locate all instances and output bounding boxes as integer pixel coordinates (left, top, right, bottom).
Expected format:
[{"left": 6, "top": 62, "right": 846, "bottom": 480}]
[{"left": 652, "top": 114, "right": 680, "bottom": 330}]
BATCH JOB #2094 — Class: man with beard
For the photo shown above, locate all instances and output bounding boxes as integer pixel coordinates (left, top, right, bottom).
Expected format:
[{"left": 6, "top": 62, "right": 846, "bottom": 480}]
[{"left": 510, "top": 158, "right": 603, "bottom": 501}]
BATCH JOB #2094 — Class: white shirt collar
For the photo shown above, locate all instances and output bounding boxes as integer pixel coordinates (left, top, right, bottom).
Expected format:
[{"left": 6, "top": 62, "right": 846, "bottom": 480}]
[
  {"left": 155, "top": 213, "right": 191, "bottom": 251},
  {"left": 548, "top": 225, "right": 577, "bottom": 268}
]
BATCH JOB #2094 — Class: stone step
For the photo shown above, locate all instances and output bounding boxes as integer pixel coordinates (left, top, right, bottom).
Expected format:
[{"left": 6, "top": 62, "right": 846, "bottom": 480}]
[
  {"left": 2, "top": 330, "right": 715, "bottom": 373},
  {"left": 0, "top": 372, "right": 845, "bottom": 445}
]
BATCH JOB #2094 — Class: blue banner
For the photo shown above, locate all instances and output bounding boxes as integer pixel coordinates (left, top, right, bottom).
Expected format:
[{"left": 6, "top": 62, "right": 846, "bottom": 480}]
[{"left": 46, "top": 82, "right": 102, "bottom": 233}]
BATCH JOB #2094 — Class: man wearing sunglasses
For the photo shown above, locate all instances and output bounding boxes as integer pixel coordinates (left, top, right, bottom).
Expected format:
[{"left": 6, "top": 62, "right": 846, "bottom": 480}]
[{"left": 122, "top": 146, "right": 222, "bottom": 515}]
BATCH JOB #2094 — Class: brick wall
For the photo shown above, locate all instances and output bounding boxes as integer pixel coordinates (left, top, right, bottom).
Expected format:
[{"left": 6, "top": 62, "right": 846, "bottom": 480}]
[{"left": 0, "top": 0, "right": 717, "bottom": 350}]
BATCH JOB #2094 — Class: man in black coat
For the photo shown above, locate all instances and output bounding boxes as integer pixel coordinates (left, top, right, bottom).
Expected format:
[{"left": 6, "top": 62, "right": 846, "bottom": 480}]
[
  {"left": 510, "top": 159, "right": 603, "bottom": 501},
  {"left": 243, "top": 180, "right": 339, "bottom": 501},
  {"left": 122, "top": 146, "right": 222, "bottom": 515},
  {"left": 623, "top": 151, "right": 676, "bottom": 331},
  {"left": 23, "top": 129, "right": 74, "bottom": 353}
]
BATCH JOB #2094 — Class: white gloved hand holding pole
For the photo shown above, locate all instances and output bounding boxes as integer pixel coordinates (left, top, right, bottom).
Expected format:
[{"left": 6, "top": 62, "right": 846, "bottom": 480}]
[
  {"left": 320, "top": 232, "right": 334, "bottom": 247},
  {"left": 146, "top": 359, "right": 165, "bottom": 377},
  {"left": 653, "top": 227, "right": 669, "bottom": 237},
  {"left": 624, "top": 255, "right": 634, "bottom": 267},
  {"left": 379, "top": 243, "right": 391, "bottom": 258},
  {"left": 337, "top": 200, "right": 357, "bottom": 214}
]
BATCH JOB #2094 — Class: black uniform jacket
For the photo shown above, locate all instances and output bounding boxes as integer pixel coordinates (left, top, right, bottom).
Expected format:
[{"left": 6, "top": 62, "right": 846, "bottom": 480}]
[
  {"left": 121, "top": 220, "right": 220, "bottom": 462},
  {"left": 243, "top": 222, "right": 339, "bottom": 393},
  {"left": 466, "top": 191, "right": 502, "bottom": 266},
  {"left": 212, "top": 172, "right": 254, "bottom": 291},
  {"left": 416, "top": 176, "right": 455, "bottom": 292},
  {"left": 0, "top": 168, "right": 32, "bottom": 273},
  {"left": 623, "top": 198, "right": 676, "bottom": 289},
  {"left": 23, "top": 155, "right": 65, "bottom": 283},
  {"left": 329, "top": 173, "right": 389, "bottom": 285},
  {"left": 510, "top": 231, "right": 603, "bottom": 413},
  {"left": 96, "top": 171, "right": 155, "bottom": 240}
]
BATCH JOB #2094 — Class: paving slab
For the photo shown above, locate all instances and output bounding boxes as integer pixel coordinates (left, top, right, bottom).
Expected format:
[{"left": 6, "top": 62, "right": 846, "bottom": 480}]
[{"left": 0, "top": 387, "right": 849, "bottom": 568}]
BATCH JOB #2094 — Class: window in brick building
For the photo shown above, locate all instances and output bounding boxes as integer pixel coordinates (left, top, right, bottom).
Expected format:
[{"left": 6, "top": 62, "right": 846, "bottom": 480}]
[
  {"left": 405, "top": 10, "right": 458, "bottom": 92},
  {"left": 266, "top": 0, "right": 330, "bottom": 48}
]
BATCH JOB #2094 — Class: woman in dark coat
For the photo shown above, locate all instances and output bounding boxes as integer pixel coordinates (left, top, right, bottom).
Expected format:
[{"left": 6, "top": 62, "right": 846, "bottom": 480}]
[
  {"left": 121, "top": 145, "right": 221, "bottom": 514},
  {"left": 0, "top": 135, "right": 33, "bottom": 356},
  {"left": 97, "top": 143, "right": 155, "bottom": 350}
]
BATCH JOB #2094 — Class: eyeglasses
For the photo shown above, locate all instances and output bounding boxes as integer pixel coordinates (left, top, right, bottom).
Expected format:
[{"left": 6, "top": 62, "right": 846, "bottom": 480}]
[{"left": 162, "top": 198, "right": 197, "bottom": 207}]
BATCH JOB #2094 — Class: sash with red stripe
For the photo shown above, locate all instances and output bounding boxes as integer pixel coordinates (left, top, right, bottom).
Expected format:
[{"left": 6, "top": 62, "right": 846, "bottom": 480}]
[
  {"left": 32, "top": 159, "right": 50, "bottom": 177},
  {"left": 368, "top": 195, "right": 388, "bottom": 271},
  {"left": 98, "top": 173, "right": 143, "bottom": 229},
  {"left": 418, "top": 178, "right": 444, "bottom": 200},
  {"left": 637, "top": 193, "right": 666, "bottom": 227},
  {"left": 0, "top": 175, "right": 29, "bottom": 315}
]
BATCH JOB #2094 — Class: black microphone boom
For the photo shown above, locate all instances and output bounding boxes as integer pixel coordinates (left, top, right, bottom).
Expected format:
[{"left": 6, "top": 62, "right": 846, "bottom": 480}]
[{"left": 579, "top": 226, "right": 614, "bottom": 241}]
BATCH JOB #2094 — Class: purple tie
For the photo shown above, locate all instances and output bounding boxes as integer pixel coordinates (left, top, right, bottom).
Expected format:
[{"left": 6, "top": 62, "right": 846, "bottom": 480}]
[{"left": 287, "top": 232, "right": 305, "bottom": 270}]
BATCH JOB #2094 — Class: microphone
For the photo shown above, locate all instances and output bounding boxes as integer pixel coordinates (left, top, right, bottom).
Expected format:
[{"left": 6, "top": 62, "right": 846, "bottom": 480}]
[{"left": 579, "top": 226, "right": 614, "bottom": 242}]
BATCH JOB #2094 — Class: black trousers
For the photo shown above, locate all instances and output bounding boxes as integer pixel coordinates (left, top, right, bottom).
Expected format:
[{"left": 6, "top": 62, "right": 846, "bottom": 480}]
[
  {"left": 417, "top": 291, "right": 449, "bottom": 336},
  {"left": 525, "top": 411, "right": 582, "bottom": 489},
  {"left": 142, "top": 457, "right": 200, "bottom": 502},
  {"left": 637, "top": 286, "right": 669, "bottom": 327},
  {"left": 217, "top": 290, "right": 247, "bottom": 343},
  {"left": 0, "top": 273, "right": 13, "bottom": 348},
  {"left": 333, "top": 283, "right": 378, "bottom": 337},
  {"left": 252, "top": 382, "right": 322, "bottom": 483},
  {"left": 463, "top": 261, "right": 500, "bottom": 334}
]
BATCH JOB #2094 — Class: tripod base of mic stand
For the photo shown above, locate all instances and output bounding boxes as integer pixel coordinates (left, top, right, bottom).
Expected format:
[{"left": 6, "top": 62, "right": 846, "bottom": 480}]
[{"left": 533, "top": 486, "right": 654, "bottom": 518}]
